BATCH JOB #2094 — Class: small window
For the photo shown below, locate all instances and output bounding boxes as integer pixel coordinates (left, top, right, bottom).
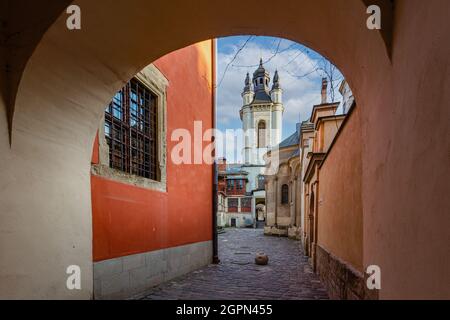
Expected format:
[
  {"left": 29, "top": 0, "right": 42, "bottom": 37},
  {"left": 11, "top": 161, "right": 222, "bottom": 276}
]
[
  {"left": 228, "top": 198, "right": 238, "bottom": 208},
  {"left": 241, "top": 197, "right": 252, "bottom": 208},
  {"left": 258, "top": 175, "right": 265, "bottom": 190},
  {"left": 281, "top": 184, "right": 289, "bottom": 204},
  {"left": 258, "top": 121, "right": 266, "bottom": 148}
]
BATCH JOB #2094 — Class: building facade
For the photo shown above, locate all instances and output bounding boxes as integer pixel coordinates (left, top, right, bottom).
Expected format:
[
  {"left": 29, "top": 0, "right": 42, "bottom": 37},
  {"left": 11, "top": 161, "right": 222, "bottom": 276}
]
[
  {"left": 90, "top": 41, "right": 214, "bottom": 299},
  {"left": 217, "top": 158, "right": 254, "bottom": 228},
  {"left": 237, "top": 60, "right": 284, "bottom": 225},
  {"left": 264, "top": 124, "right": 302, "bottom": 237},
  {"left": 264, "top": 78, "right": 378, "bottom": 299}
]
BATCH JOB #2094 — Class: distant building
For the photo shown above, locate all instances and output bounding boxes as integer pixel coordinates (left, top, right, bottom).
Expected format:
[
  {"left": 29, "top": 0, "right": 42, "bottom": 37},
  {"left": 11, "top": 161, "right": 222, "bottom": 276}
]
[
  {"left": 217, "top": 158, "right": 253, "bottom": 228},
  {"left": 262, "top": 77, "right": 381, "bottom": 299},
  {"left": 240, "top": 59, "right": 284, "bottom": 225},
  {"left": 264, "top": 124, "right": 302, "bottom": 237},
  {"left": 264, "top": 78, "right": 347, "bottom": 239}
]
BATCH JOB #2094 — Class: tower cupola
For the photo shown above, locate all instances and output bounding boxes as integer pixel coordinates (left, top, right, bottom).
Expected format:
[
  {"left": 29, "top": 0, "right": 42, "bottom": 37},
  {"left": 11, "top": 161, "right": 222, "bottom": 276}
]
[{"left": 253, "top": 58, "right": 271, "bottom": 94}]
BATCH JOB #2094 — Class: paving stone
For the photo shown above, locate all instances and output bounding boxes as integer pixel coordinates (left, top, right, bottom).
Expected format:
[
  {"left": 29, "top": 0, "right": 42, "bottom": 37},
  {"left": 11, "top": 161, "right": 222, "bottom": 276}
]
[{"left": 138, "top": 228, "right": 329, "bottom": 300}]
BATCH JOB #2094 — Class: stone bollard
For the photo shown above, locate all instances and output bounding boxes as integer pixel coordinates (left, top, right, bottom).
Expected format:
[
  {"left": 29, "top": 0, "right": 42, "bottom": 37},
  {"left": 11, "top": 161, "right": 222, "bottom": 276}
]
[{"left": 255, "top": 253, "right": 269, "bottom": 265}]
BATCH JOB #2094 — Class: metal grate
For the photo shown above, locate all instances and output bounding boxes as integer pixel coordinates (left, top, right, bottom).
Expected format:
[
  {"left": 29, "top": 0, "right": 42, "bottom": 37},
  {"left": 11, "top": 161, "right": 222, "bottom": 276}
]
[
  {"left": 105, "top": 78, "right": 158, "bottom": 180},
  {"left": 241, "top": 197, "right": 252, "bottom": 209},
  {"left": 228, "top": 198, "right": 238, "bottom": 208}
]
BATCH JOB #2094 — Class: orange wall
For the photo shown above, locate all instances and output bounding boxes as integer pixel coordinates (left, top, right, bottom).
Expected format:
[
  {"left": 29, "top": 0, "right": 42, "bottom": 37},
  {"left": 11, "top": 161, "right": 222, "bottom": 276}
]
[
  {"left": 317, "top": 106, "right": 363, "bottom": 271},
  {"left": 91, "top": 41, "right": 214, "bottom": 262}
]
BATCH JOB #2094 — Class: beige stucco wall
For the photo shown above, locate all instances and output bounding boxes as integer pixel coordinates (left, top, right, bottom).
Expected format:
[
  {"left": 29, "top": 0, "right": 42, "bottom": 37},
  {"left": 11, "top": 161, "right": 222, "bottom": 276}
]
[
  {"left": 0, "top": 53, "right": 95, "bottom": 298},
  {"left": 276, "top": 164, "right": 291, "bottom": 223},
  {"left": 318, "top": 107, "right": 363, "bottom": 272},
  {"left": 361, "top": 0, "right": 450, "bottom": 299},
  {"left": 265, "top": 146, "right": 298, "bottom": 229},
  {"left": 322, "top": 119, "right": 344, "bottom": 152}
]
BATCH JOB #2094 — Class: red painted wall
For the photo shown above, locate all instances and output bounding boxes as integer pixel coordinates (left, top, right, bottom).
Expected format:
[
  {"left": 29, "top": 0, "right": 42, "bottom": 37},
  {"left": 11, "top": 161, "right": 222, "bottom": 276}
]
[{"left": 91, "top": 41, "right": 214, "bottom": 262}]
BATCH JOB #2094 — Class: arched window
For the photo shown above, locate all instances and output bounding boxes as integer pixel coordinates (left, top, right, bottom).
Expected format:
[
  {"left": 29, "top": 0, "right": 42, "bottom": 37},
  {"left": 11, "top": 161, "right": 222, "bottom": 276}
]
[
  {"left": 258, "top": 121, "right": 266, "bottom": 148},
  {"left": 310, "top": 191, "right": 315, "bottom": 216},
  {"left": 281, "top": 184, "right": 289, "bottom": 204}
]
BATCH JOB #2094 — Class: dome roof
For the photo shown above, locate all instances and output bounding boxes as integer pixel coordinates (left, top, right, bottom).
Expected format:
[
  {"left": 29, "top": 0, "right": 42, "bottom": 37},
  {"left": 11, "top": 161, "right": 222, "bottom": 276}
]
[{"left": 253, "top": 58, "right": 269, "bottom": 79}]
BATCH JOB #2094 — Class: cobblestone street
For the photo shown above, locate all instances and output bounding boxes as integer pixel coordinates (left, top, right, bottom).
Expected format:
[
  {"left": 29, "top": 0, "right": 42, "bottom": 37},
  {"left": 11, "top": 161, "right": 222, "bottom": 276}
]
[{"left": 138, "top": 228, "right": 329, "bottom": 300}]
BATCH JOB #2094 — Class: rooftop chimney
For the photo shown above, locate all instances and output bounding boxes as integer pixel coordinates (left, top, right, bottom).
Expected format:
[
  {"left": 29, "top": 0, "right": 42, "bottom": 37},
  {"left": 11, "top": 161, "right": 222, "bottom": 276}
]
[{"left": 321, "top": 78, "right": 328, "bottom": 104}]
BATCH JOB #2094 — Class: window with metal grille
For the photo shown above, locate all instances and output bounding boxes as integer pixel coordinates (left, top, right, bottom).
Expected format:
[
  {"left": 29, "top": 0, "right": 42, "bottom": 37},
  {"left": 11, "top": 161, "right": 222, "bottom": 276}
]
[
  {"left": 104, "top": 78, "right": 158, "bottom": 180},
  {"left": 281, "top": 184, "right": 289, "bottom": 205},
  {"left": 228, "top": 198, "right": 238, "bottom": 208},
  {"left": 241, "top": 197, "right": 252, "bottom": 208}
]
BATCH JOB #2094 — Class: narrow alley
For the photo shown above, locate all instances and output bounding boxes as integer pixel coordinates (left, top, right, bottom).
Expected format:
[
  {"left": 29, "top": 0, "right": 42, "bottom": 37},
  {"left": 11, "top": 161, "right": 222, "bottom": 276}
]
[{"left": 137, "top": 229, "right": 329, "bottom": 300}]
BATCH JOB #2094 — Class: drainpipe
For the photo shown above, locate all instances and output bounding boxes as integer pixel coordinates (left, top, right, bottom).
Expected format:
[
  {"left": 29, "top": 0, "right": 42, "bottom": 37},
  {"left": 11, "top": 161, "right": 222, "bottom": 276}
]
[
  {"left": 274, "top": 177, "right": 278, "bottom": 227},
  {"left": 213, "top": 161, "right": 219, "bottom": 264},
  {"left": 212, "top": 38, "right": 220, "bottom": 264}
]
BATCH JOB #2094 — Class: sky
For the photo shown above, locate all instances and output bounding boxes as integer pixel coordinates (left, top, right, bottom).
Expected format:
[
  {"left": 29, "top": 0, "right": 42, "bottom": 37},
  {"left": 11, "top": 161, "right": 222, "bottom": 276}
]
[{"left": 216, "top": 36, "right": 345, "bottom": 161}]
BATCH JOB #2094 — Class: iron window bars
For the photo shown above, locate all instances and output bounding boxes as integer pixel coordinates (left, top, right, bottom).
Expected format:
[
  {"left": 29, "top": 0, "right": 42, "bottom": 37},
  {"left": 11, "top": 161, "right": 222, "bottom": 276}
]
[{"left": 105, "top": 78, "right": 158, "bottom": 180}]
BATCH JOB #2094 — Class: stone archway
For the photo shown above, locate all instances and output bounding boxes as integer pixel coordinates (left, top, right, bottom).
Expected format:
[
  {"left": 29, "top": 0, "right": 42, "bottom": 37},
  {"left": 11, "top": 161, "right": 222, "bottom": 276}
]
[
  {"left": 255, "top": 203, "right": 266, "bottom": 223},
  {"left": 0, "top": 0, "right": 449, "bottom": 299}
]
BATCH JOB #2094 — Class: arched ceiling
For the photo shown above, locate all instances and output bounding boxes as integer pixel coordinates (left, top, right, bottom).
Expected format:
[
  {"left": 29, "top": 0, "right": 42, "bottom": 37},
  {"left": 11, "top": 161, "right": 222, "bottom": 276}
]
[{"left": 2, "top": 0, "right": 393, "bottom": 144}]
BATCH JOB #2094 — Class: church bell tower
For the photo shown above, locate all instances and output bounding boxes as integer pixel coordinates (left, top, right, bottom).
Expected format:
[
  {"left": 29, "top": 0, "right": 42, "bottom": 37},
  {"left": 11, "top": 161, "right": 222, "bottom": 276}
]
[{"left": 240, "top": 59, "right": 284, "bottom": 165}]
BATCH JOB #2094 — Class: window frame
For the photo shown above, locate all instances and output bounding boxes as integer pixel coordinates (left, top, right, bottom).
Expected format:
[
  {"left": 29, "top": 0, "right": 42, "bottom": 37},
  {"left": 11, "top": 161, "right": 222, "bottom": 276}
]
[
  {"left": 257, "top": 120, "right": 267, "bottom": 148},
  {"left": 281, "top": 184, "right": 289, "bottom": 205},
  {"left": 104, "top": 79, "right": 158, "bottom": 180},
  {"left": 92, "top": 64, "right": 168, "bottom": 192}
]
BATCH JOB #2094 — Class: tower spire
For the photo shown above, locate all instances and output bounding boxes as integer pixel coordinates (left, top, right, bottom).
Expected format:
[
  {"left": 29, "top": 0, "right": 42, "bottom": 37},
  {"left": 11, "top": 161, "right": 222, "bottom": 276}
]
[
  {"left": 272, "top": 70, "right": 281, "bottom": 90},
  {"left": 243, "top": 72, "right": 252, "bottom": 93}
]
